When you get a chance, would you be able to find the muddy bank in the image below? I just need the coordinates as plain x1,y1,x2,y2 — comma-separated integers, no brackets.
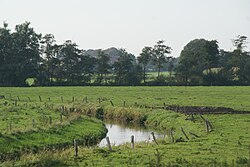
145,105,250,114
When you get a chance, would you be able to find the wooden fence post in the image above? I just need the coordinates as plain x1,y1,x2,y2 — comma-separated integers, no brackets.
131,135,134,149
191,113,195,122
205,119,209,133
151,132,158,145
207,119,213,130
39,96,42,102
72,96,75,103
32,119,35,128
74,139,78,157
61,96,63,103
180,127,189,140
170,128,174,143
164,128,167,138
110,100,114,107
189,131,199,138
123,101,126,107
106,137,112,151
199,114,205,121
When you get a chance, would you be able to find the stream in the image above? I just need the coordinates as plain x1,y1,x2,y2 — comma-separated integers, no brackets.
98,122,164,147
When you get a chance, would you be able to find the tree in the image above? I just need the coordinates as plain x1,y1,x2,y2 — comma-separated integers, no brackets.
56,40,82,83
40,34,57,84
138,46,152,83
11,22,42,86
79,54,97,84
176,39,219,85
151,40,172,78
0,22,13,86
232,35,248,51
166,57,175,79
96,49,111,84
230,35,250,84
113,49,140,85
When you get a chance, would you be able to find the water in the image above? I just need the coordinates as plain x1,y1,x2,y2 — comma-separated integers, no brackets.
98,122,164,147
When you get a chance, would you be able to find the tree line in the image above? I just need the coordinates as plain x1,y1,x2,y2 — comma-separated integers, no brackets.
0,22,249,86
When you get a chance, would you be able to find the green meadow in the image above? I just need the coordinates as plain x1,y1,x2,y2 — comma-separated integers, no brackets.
0,86,249,166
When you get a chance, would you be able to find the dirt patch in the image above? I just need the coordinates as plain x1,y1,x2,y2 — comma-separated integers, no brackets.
145,105,250,114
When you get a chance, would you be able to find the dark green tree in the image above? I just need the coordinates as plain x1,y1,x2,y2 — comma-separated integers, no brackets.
0,22,13,86
230,35,250,84
11,22,42,86
96,49,111,84
138,46,152,83
113,49,141,85
79,54,97,84
40,34,57,84
166,57,175,80
151,40,172,78
176,39,219,85
56,40,82,83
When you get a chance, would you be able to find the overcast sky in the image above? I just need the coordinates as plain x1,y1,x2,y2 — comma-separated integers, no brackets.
1,0,250,57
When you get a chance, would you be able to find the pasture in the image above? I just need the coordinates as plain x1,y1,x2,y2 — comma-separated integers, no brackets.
0,86,249,166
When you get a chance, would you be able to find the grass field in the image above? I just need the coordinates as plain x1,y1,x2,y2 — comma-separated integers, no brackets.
1,86,250,110
0,86,249,166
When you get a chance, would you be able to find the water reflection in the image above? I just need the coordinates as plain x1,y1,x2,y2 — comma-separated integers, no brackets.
98,122,164,147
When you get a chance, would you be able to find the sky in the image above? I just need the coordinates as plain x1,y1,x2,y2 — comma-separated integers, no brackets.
0,0,250,57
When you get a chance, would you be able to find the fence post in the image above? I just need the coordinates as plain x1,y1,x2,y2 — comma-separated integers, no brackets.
32,119,35,128
106,137,112,151
39,96,42,102
131,135,134,149
164,128,167,138
189,131,199,138
191,113,195,122
74,139,78,157
199,114,205,121
151,132,158,145
205,119,209,133
61,96,63,103
207,119,213,130
180,127,189,140
110,100,114,106
170,128,174,143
